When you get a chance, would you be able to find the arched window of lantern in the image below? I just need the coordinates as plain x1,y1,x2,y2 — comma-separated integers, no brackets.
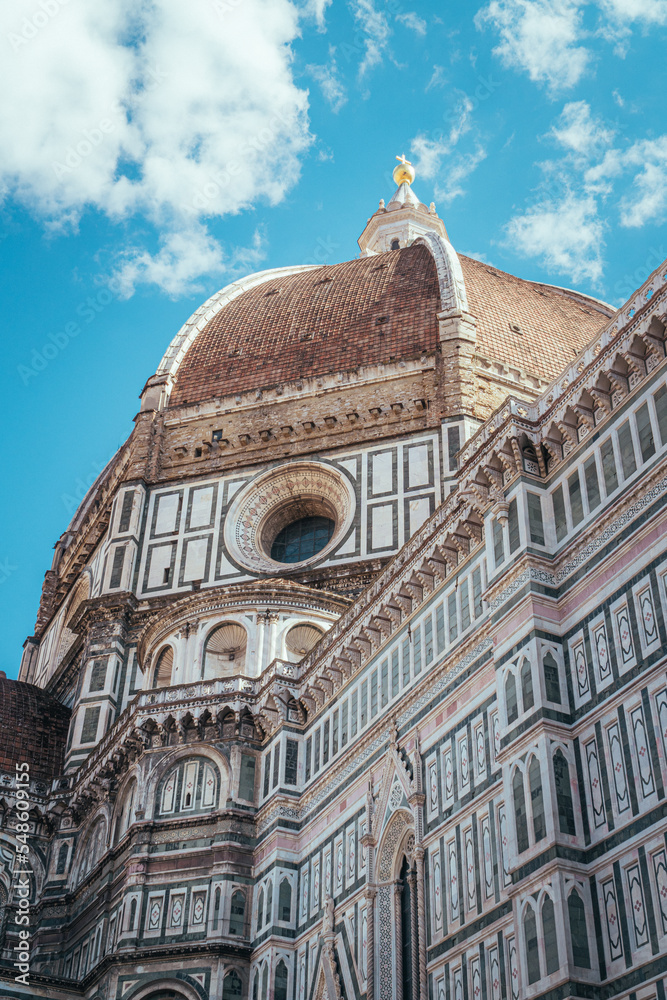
222,969,243,1000
152,645,174,688
156,757,220,817
541,894,559,974
230,889,246,936
512,766,529,853
520,658,534,712
523,903,541,984
274,959,289,1000
528,756,546,842
553,748,576,836
568,889,591,968
279,877,292,922
505,671,518,725
203,622,247,677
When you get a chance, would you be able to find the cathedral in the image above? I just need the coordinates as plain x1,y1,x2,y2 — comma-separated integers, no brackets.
1,156,667,1000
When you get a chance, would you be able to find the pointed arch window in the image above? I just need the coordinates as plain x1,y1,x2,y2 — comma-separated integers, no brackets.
230,890,246,935
129,899,137,930
543,652,561,704
261,963,269,1000
542,895,559,974
253,971,259,1000
56,842,69,875
505,672,518,725
553,750,576,835
528,757,546,842
524,906,540,984
222,971,243,1000
213,886,221,930
274,960,288,1000
568,891,591,968
157,758,220,817
279,878,292,922
257,888,264,931
265,881,273,925
520,659,534,712
513,768,529,853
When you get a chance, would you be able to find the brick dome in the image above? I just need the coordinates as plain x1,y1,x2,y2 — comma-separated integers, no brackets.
0,678,70,784
162,239,613,409
169,243,441,406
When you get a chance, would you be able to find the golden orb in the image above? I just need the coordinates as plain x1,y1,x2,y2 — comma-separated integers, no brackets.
393,154,415,186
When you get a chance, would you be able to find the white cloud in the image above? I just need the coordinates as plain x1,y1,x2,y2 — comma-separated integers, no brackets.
549,101,615,157
409,97,486,206
475,0,589,92
301,0,332,30
396,11,427,35
308,49,347,112
598,0,667,23
426,65,447,90
349,0,391,77
0,0,312,295
410,96,475,179
587,136,667,226
506,191,605,283
434,145,488,206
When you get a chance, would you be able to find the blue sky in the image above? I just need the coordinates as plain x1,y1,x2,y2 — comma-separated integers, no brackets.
1,0,666,678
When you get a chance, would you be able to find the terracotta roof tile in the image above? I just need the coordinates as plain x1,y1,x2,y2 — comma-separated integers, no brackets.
170,244,441,405
460,255,613,382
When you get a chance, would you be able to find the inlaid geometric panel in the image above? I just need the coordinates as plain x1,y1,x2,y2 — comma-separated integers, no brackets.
625,865,649,948
601,879,624,961
651,849,667,935
629,705,655,799
606,722,631,815
585,738,606,829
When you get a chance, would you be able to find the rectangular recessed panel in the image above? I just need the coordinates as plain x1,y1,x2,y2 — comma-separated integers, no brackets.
189,486,214,528
155,493,180,535
408,496,431,536
371,451,393,494
183,537,209,582
371,503,393,549
146,544,175,589
408,444,430,487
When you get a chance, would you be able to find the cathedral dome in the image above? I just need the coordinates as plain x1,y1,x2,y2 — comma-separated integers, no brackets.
166,242,441,407
151,218,612,411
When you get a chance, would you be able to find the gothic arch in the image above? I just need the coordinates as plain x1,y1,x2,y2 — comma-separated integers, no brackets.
374,809,416,1000
143,745,231,821
124,978,206,1000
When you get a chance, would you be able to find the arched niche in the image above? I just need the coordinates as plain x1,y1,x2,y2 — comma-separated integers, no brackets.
203,622,248,677
152,646,174,688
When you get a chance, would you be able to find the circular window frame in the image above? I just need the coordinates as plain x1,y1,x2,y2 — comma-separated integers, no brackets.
224,462,355,574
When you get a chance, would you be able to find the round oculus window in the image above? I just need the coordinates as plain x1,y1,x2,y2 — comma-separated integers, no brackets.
223,462,355,573
270,516,335,563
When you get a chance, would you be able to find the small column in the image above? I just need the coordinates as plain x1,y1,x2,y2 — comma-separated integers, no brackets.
414,848,428,1000
408,868,419,1000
